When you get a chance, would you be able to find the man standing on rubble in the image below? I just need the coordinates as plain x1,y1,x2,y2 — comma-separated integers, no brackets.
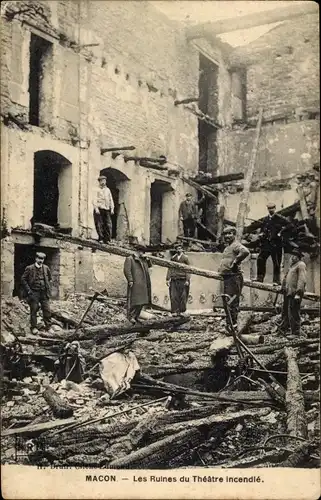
278,249,307,338
93,175,114,243
179,193,204,238
166,243,190,316
256,202,293,284
21,251,52,334
218,227,250,330
124,248,152,324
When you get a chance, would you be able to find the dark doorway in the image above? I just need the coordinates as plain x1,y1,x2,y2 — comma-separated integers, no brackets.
100,168,130,240
150,180,173,245
29,34,52,126
198,54,218,175
198,54,219,235
33,150,72,229
13,244,60,299
150,182,163,245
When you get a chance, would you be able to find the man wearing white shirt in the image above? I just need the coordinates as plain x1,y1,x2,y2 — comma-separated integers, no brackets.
93,175,114,243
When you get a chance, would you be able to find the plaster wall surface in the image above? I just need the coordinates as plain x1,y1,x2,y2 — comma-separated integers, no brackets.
218,119,319,181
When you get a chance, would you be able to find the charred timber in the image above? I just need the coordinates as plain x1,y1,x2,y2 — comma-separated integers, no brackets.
191,172,244,185
182,176,218,202
101,146,135,154
2,418,76,437
284,347,308,439
31,228,320,301
174,98,199,106
43,386,74,419
64,316,190,341
139,160,168,171
109,408,265,469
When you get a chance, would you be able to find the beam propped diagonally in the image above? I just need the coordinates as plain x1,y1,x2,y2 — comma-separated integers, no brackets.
186,2,318,41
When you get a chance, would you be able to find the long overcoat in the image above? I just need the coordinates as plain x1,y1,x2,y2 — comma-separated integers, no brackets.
123,255,152,307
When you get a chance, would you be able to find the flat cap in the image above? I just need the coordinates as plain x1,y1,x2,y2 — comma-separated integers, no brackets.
266,202,276,208
222,226,236,234
36,252,46,259
291,248,302,257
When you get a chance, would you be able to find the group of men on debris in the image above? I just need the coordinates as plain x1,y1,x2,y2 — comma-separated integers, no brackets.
20,184,307,340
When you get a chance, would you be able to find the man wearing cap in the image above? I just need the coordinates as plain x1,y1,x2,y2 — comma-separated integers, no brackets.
179,193,205,238
123,248,152,324
166,243,190,316
256,202,294,284
21,252,52,334
278,249,307,338
93,175,115,243
218,227,250,329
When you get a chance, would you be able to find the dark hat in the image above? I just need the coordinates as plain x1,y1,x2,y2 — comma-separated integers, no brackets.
222,226,236,234
98,175,107,181
186,192,193,197
290,248,302,257
266,202,276,209
36,251,46,259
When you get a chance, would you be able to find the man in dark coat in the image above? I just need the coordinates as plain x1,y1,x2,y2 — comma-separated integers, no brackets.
179,193,204,238
256,202,294,284
21,252,52,334
218,227,250,329
278,249,307,338
123,249,152,323
166,244,190,316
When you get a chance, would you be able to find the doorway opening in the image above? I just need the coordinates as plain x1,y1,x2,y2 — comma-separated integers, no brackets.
28,33,53,126
198,54,219,235
13,244,60,299
33,150,72,230
150,180,173,245
198,53,219,175
99,168,130,241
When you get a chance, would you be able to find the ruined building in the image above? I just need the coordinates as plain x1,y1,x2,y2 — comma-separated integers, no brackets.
1,1,319,304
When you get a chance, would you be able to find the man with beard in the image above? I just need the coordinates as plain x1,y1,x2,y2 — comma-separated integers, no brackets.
21,252,52,334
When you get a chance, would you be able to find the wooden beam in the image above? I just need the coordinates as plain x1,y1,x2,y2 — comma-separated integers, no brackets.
284,347,308,439
177,235,216,246
235,107,263,239
186,3,318,40
2,418,76,437
33,228,320,301
216,205,225,240
101,146,135,154
182,176,217,202
297,185,309,220
191,172,244,185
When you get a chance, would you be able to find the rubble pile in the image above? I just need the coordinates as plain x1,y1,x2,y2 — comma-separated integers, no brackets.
1,294,320,469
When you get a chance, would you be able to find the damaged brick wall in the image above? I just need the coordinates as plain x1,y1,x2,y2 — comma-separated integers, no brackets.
217,12,319,219
230,13,319,120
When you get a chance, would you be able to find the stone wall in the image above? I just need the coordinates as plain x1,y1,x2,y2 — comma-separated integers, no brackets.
230,13,319,120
